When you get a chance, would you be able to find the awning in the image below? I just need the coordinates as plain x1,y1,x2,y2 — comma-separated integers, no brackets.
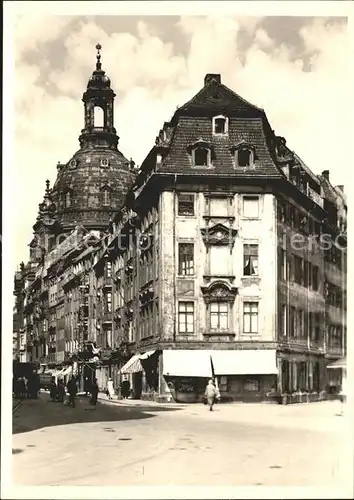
163,350,213,378
211,349,278,375
327,356,346,369
120,354,143,374
62,366,73,377
139,350,156,360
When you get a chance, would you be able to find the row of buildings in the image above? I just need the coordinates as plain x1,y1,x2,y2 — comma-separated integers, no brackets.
13,46,347,403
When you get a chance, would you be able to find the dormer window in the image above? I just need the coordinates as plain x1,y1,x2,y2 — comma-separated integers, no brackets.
69,159,77,168
212,115,228,136
187,138,212,168
195,148,209,167
230,142,256,168
100,158,109,167
238,149,251,167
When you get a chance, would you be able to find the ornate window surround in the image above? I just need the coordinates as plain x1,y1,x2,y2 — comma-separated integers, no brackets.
201,222,238,248
201,281,238,304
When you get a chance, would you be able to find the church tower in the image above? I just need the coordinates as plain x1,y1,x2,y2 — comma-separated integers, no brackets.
51,44,136,233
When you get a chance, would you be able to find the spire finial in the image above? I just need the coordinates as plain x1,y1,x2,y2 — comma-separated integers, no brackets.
45,179,50,192
96,43,102,71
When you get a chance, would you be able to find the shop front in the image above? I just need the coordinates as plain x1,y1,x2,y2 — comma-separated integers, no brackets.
162,349,278,403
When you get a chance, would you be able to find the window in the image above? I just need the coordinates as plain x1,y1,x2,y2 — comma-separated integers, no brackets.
303,261,309,287
210,302,228,330
178,302,194,334
178,243,194,276
65,191,72,208
243,196,259,218
100,158,109,167
312,266,319,291
294,256,304,285
243,302,259,334
178,193,194,216
289,306,295,337
243,244,259,276
298,309,304,336
244,379,260,392
105,292,112,313
194,148,209,167
102,189,110,206
209,197,228,217
213,116,227,135
94,106,104,127
281,304,287,336
106,261,112,278
237,148,252,167
280,249,287,280
210,246,229,275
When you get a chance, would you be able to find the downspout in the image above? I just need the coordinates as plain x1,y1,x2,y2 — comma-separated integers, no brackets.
173,174,177,343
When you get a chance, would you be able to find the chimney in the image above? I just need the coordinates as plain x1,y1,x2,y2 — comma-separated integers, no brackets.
322,170,330,181
204,74,221,86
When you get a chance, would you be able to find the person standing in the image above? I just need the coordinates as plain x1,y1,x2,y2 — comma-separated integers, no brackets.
107,378,115,400
90,378,99,408
204,379,217,411
121,377,130,399
67,377,77,407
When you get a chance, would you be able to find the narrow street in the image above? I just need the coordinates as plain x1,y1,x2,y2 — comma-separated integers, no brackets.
12,393,349,488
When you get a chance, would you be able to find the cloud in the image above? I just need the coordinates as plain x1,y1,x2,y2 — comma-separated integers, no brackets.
12,15,348,266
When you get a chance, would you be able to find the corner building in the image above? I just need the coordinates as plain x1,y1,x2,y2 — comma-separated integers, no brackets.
14,63,346,403
100,73,346,403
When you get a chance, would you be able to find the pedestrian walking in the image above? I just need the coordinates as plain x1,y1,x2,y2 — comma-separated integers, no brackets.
67,377,77,407
107,378,115,400
90,378,99,408
204,379,217,411
121,377,130,399
50,377,58,402
57,379,66,403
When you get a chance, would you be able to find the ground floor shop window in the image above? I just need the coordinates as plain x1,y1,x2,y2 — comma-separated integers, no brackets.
244,378,260,392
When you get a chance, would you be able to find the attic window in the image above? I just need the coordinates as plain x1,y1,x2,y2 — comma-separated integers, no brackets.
100,158,109,167
213,116,228,135
238,149,251,167
194,148,209,167
70,159,77,168
187,139,212,168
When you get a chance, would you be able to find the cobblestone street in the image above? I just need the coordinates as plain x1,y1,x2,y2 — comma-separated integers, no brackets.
11,393,350,491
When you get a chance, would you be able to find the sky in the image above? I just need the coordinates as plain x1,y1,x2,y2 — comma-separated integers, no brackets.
10,13,349,268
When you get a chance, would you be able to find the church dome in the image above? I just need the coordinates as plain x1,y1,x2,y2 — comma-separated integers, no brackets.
50,44,136,232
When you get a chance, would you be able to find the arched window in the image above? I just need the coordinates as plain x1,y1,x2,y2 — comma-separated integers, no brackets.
194,148,209,167
93,106,104,127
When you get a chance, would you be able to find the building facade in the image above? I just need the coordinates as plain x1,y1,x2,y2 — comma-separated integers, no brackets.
13,62,347,403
